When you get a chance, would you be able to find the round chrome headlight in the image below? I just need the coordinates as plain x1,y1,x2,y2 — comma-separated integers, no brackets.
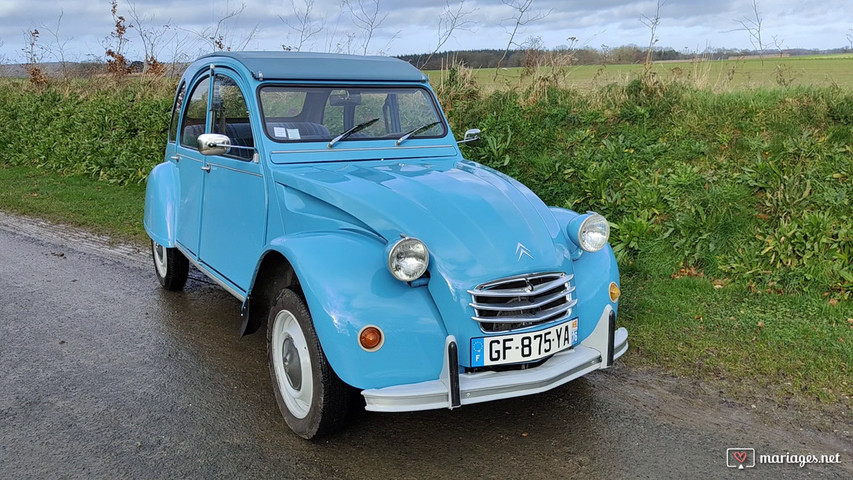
387,237,429,282
570,213,610,252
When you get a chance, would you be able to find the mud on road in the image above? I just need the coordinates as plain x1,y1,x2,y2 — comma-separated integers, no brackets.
0,211,850,479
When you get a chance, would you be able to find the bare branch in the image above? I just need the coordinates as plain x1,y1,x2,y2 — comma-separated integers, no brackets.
102,0,133,77
127,1,174,74
420,0,476,68
185,2,259,52
21,29,48,85
165,29,199,75
344,0,388,55
640,0,664,67
43,9,73,80
333,32,359,55
771,34,785,57
280,0,325,52
732,0,766,63
494,0,552,79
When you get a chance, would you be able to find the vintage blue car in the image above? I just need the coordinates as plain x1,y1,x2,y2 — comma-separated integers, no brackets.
144,52,628,439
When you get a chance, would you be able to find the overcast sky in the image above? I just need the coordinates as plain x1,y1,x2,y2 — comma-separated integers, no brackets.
1,0,851,63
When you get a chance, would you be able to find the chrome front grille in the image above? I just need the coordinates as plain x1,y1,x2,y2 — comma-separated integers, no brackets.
468,272,577,333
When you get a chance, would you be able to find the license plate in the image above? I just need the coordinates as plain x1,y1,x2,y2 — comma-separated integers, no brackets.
470,319,578,367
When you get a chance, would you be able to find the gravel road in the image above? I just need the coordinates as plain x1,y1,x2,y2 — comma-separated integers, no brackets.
0,212,849,479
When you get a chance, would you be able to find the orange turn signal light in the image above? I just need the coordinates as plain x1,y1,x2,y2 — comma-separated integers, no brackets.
359,326,384,351
609,282,621,303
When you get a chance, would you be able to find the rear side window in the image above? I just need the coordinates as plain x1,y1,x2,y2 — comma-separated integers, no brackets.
179,76,210,150
167,81,186,143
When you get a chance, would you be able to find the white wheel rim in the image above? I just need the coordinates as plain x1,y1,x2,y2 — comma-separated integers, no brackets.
271,310,313,419
153,242,168,278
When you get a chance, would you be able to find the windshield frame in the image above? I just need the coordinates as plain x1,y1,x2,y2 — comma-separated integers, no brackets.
256,82,448,145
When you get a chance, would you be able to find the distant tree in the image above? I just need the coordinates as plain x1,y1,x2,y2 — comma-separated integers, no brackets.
612,45,643,64
656,48,679,61
572,47,602,65
521,35,544,74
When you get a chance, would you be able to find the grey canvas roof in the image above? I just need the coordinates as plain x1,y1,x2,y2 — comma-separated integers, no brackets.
198,51,428,82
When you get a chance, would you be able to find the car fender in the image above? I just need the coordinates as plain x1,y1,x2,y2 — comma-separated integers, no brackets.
266,231,448,390
573,244,620,342
143,161,180,247
549,206,620,340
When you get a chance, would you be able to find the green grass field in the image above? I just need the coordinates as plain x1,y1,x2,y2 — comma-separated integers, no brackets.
428,54,853,91
0,164,147,243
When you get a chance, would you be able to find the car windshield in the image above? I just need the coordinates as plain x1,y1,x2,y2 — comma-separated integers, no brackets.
259,85,446,144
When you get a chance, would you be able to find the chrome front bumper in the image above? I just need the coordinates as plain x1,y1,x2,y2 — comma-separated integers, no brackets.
362,305,628,412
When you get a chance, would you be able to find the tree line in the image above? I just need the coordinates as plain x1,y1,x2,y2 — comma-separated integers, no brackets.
399,45,853,71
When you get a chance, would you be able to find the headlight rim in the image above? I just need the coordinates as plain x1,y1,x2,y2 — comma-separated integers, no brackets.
569,212,610,253
386,236,430,282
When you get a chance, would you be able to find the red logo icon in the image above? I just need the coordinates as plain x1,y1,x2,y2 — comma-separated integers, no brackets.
727,448,756,469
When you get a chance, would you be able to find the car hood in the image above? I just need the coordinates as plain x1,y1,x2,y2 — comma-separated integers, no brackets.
273,159,573,285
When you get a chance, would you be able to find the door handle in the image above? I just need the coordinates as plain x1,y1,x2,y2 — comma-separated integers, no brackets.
201,165,211,172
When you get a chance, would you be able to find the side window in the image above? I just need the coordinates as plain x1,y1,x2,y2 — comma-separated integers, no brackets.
167,81,186,143
211,75,254,161
180,77,210,150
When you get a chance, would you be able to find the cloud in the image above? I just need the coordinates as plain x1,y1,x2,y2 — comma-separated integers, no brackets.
0,0,851,62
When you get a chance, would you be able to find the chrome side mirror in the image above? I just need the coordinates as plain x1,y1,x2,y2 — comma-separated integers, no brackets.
198,133,231,156
458,128,481,147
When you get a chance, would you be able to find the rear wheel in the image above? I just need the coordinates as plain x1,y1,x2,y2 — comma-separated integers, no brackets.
267,289,349,439
151,240,189,291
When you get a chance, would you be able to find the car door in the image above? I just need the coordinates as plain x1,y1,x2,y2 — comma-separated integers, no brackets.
174,75,211,257
197,71,267,292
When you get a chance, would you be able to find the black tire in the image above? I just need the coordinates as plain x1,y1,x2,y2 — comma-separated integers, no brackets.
151,240,189,291
267,289,350,439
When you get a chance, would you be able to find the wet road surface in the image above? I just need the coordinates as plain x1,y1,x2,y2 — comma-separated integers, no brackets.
1,212,850,479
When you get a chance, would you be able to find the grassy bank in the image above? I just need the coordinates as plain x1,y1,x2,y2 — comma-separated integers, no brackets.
0,164,146,243
0,75,850,410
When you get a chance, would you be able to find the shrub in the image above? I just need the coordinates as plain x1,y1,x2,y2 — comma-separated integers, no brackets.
1,76,850,295
0,78,175,185
453,83,853,295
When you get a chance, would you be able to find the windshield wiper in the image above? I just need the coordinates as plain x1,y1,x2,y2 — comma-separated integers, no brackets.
328,118,380,148
395,121,441,146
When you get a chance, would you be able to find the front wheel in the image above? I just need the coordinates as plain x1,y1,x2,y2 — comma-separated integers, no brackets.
267,289,349,439
151,240,189,291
